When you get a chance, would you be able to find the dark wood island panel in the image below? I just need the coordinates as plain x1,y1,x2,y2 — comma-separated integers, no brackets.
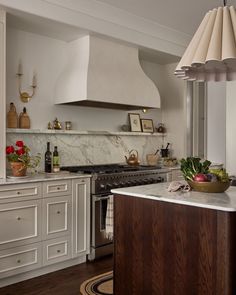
114,195,236,295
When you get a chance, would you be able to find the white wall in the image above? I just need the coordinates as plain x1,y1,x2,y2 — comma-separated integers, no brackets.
207,82,226,167
6,28,162,132
161,63,187,159
226,81,236,175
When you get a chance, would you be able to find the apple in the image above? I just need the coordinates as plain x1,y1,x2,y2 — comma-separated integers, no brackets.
193,173,208,182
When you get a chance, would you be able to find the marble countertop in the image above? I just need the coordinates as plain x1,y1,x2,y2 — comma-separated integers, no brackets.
0,172,91,185
111,182,236,212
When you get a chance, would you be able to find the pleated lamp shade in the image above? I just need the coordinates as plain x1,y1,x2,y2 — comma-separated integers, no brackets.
175,6,236,81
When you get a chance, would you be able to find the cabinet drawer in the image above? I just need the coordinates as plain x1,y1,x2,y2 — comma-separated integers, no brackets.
0,199,41,250
42,237,71,266
42,195,72,240
43,180,71,197
0,243,42,278
0,183,42,203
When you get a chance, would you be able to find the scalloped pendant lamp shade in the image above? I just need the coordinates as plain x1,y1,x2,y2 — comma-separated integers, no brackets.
175,6,236,81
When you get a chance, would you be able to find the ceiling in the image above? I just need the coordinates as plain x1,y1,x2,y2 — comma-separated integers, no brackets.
6,0,236,64
95,0,235,35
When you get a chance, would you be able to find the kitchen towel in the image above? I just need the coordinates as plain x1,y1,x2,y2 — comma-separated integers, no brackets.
167,180,191,192
105,195,114,240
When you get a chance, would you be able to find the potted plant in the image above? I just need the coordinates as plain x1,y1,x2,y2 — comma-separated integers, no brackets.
6,140,41,177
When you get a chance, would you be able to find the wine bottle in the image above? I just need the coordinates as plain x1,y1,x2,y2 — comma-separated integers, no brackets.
45,142,52,173
53,146,60,173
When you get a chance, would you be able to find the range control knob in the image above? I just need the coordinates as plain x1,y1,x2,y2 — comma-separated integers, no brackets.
99,183,105,189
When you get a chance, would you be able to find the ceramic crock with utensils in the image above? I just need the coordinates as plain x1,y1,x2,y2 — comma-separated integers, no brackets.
146,149,159,166
161,143,170,158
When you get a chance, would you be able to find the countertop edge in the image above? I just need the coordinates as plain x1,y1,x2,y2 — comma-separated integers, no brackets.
111,187,236,212
0,173,91,185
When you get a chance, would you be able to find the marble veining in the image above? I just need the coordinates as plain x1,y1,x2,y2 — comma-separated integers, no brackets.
7,133,162,171
111,182,236,212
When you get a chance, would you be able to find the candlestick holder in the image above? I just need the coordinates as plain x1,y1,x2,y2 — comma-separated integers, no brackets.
16,64,37,103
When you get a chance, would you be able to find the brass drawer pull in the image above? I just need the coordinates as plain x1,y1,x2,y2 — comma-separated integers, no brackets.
17,191,21,195
17,217,21,221
57,211,61,214
17,259,21,263
57,187,60,190
57,249,61,253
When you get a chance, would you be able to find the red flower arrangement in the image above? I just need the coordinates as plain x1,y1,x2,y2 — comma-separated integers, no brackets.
6,140,41,170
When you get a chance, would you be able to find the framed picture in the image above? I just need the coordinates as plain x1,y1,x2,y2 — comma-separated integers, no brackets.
141,119,154,133
129,113,142,132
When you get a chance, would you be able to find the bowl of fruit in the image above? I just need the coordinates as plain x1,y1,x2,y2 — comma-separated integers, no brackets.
180,157,230,193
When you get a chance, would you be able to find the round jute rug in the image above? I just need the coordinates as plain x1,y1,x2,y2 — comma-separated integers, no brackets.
80,271,113,295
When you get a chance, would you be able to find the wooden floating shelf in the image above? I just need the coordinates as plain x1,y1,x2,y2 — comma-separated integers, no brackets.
6,128,167,137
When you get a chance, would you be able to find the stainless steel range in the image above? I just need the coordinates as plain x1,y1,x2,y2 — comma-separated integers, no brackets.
61,164,168,260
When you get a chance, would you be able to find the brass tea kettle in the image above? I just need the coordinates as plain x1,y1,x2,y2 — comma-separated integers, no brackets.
125,149,140,166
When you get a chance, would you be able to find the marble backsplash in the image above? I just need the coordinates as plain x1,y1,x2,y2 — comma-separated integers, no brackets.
7,133,162,172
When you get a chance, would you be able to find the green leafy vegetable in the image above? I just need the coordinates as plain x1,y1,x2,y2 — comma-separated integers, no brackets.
180,157,211,181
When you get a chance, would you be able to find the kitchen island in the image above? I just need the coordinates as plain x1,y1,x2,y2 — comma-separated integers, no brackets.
111,183,236,295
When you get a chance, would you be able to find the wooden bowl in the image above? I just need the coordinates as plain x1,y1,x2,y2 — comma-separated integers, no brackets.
187,181,230,193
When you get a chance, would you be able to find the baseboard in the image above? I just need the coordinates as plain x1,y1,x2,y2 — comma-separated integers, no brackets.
0,255,86,288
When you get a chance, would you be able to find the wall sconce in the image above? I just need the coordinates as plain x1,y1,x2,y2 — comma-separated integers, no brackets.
16,63,37,103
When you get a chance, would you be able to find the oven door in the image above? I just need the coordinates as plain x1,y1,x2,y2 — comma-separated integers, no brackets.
91,194,113,248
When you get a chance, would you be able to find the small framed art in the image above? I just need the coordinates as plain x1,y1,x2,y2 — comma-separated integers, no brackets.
141,119,154,133
129,113,142,132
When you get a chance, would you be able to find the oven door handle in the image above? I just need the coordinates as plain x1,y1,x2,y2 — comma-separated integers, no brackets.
93,196,112,202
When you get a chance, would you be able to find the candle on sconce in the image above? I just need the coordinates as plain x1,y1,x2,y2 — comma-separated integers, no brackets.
32,74,37,87
18,63,23,75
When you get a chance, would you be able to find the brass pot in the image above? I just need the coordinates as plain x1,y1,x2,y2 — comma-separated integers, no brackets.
187,181,230,193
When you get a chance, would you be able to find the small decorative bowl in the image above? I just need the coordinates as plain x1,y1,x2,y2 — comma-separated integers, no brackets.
187,181,231,193
163,158,178,167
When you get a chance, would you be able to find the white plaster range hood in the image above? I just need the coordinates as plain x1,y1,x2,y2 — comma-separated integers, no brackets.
55,35,160,109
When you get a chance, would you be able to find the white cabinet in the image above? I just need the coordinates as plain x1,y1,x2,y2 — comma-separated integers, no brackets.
0,243,42,279
42,195,72,240
0,183,42,203
43,180,72,197
0,10,6,179
42,236,72,266
0,199,42,250
0,176,90,282
72,178,90,257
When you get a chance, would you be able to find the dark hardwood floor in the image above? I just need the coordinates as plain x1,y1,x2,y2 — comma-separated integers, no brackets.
0,256,113,295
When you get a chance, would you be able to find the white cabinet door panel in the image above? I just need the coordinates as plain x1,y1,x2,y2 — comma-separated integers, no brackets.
0,10,6,179
42,237,72,266
42,195,72,240
0,183,42,204
43,180,71,198
72,178,90,257
0,243,42,278
0,199,41,250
